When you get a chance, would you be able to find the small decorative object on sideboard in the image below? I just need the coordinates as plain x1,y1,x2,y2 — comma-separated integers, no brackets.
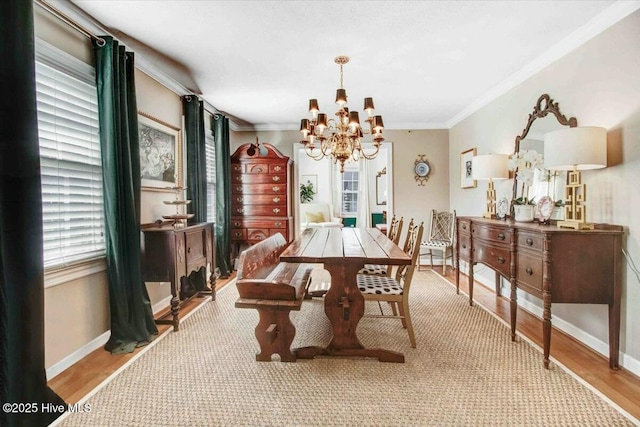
512,196,536,222
509,149,543,222
162,186,194,228
535,195,555,224
496,197,509,220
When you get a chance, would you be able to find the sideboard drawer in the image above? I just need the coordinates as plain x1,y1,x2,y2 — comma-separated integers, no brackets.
458,234,472,261
475,242,510,277
517,231,543,252
472,224,512,244
516,252,543,297
458,219,471,234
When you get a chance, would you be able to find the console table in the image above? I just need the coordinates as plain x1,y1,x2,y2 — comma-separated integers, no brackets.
455,217,623,369
141,222,216,331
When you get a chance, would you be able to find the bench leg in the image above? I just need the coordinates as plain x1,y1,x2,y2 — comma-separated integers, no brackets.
254,309,297,362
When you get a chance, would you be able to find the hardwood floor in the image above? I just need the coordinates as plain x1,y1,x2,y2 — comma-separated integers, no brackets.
48,269,640,422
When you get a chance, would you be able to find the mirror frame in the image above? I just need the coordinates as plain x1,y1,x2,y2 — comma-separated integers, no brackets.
510,94,578,217
376,167,387,205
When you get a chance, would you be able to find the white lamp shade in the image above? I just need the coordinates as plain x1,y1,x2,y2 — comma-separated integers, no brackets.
472,154,509,180
544,126,607,171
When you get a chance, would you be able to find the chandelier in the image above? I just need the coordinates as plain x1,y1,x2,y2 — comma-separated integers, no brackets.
299,56,384,173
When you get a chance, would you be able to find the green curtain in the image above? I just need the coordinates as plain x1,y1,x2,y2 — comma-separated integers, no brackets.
182,96,207,292
93,36,157,354
213,114,232,277
0,2,66,426
182,96,207,222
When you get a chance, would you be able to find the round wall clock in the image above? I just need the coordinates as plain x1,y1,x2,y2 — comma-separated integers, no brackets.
414,155,430,186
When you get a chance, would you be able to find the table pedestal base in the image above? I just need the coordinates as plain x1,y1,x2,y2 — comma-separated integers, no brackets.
294,346,405,363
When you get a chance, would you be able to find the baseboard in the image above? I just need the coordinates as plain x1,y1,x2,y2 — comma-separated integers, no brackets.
152,295,173,315
458,262,640,378
46,331,110,381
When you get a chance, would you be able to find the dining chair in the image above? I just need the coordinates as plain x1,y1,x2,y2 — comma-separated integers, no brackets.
359,215,403,277
418,210,456,275
357,221,424,348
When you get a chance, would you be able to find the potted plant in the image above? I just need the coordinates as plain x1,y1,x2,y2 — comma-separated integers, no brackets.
509,149,543,222
300,181,316,204
512,196,536,222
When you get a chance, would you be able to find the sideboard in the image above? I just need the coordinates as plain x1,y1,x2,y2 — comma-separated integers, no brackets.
141,222,216,331
455,217,623,369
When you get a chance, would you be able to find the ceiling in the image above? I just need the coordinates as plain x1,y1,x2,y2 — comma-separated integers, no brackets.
63,1,636,131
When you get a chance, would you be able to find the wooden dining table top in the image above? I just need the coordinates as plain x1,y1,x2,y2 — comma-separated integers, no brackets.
280,227,411,266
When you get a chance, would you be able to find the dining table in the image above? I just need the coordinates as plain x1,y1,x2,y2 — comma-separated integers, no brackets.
279,227,411,362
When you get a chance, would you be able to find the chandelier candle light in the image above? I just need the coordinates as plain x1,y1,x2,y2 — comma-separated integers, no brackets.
299,56,384,173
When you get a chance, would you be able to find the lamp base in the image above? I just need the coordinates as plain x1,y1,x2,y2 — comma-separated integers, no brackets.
482,212,494,219
557,220,595,230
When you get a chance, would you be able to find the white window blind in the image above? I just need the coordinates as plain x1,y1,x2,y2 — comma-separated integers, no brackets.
35,59,105,269
341,169,359,215
205,124,216,223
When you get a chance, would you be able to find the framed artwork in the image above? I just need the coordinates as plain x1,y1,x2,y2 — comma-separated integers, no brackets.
138,112,182,191
301,174,318,192
460,148,477,189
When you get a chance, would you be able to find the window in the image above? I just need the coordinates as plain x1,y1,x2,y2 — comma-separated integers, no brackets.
205,117,216,222
340,168,359,215
35,41,104,269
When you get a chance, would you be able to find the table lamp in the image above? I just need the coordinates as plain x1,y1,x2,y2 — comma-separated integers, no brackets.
544,126,607,230
472,154,509,218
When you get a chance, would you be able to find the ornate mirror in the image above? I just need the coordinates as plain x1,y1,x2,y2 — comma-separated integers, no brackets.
376,167,387,205
510,94,577,218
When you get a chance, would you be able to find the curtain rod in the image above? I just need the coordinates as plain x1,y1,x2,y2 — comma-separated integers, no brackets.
34,0,106,46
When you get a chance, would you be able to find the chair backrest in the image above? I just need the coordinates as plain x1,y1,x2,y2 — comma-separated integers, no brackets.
426,210,456,244
388,215,404,245
395,221,424,291
401,218,415,252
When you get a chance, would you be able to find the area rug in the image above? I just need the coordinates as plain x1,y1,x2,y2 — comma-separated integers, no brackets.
57,270,634,426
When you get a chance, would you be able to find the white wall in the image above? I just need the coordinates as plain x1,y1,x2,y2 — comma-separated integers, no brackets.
449,10,640,373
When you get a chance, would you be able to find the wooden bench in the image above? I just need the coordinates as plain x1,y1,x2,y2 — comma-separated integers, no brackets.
235,233,313,362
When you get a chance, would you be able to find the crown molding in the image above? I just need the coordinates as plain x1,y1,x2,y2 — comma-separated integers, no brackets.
446,0,640,129
237,121,449,132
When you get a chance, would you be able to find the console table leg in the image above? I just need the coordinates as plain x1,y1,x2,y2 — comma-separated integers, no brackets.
468,264,474,306
170,294,180,331
542,292,552,369
510,281,517,341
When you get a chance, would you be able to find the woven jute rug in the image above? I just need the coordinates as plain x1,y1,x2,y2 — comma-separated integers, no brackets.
57,270,635,426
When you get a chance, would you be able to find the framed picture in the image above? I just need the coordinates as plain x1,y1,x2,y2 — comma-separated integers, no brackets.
138,112,182,191
301,174,318,192
460,148,477,189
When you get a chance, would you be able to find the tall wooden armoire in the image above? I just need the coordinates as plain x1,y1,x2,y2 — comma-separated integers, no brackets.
230,143,294,256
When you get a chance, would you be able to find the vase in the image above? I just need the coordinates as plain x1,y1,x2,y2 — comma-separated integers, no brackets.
513,205,535,222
